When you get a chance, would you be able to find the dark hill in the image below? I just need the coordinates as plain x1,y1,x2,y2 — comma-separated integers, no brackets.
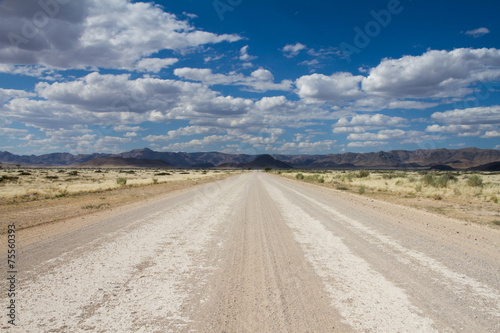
217,154,292,169
467,161,500,171
244,154,292,169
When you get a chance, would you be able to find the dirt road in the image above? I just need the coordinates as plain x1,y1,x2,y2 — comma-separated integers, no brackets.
2,172,499,332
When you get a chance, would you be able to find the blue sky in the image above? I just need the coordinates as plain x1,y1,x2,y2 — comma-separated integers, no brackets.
0,0,499,155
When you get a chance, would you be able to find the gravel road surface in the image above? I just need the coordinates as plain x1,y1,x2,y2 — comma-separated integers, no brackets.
2,172,499,332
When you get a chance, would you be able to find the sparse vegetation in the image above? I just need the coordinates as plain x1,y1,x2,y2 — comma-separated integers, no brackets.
358,184,366,195
280,169,500,225
358,170,370,178
0,168,243,203
467,174,483,187
116,177,127,186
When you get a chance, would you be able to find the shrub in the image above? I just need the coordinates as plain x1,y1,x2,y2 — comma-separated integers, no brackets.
152,178,158,184
358,170,370,178
155,172,171,176
336,185,349,190
415,184,422,192
67,170,79,176
422,173,435,186
358,184,366,194
296,173,304,180
382,172,406,179
466,174,483,187
432,194,443,200
264,167,273,172
318,176,325,183
116,177,127,186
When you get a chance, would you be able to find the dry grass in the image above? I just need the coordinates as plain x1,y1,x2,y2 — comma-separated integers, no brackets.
278,169,500,226
0,168,242,203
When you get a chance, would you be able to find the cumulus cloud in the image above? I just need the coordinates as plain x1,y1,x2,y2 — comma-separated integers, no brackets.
481,130,500,138
463,27,490,38
113,125,144,132
0,88,36,104
296,72,363,103
0,0,241,70
1,72,258,131
362,48,500,99
281,43,306,58
430,105,500,125
347,141,388,147
135,58,179,73
144,126,222,142
347,129,442,144
174,67,292,92
333,114,408,133
426,106,500,138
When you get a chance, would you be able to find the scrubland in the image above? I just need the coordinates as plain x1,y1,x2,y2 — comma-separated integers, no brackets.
277,169,500,226
0,168,238,203
0,167,242,231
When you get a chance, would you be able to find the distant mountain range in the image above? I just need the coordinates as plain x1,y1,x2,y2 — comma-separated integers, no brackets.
1,147,499,170
76,156,172,168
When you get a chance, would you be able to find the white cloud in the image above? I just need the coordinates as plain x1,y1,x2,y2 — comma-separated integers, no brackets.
347,129,443,144
144,126,222,142
296,72,363,103
275,140,337,153
174,67,292,92
0,0,241,70
481,130,500,138
0,127,29,137
362,48,500,99
0,88,36,104
282,43,306,58
426,124,495,137
464,27,490,38
430,105,500,125
347,141,388,147
239,45,256,61
135,58,178,73
113,125,144,132
2,72,258,130
333,114,408,133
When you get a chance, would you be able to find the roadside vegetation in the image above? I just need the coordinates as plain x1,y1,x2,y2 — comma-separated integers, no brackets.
278,169,500,226
0,168,242,203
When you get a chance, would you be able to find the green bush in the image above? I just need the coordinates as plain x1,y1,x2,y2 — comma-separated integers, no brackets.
358,184,366,194
296,173,304,180
264,167,272,172
152,178,158,184
358,170,370,178
466,174,483,187
116,177,127,186
422,173,435,186
318,176,325,183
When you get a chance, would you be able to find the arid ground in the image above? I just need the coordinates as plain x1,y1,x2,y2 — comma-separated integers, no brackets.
1,171,499,332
